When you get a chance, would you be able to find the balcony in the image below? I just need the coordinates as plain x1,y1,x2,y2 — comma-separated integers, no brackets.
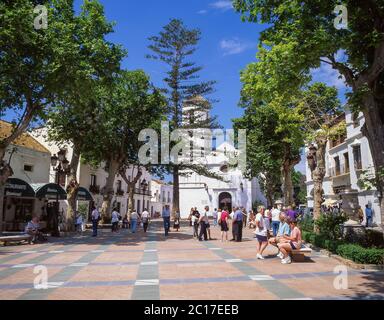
328,164,350,177
134,188,151,196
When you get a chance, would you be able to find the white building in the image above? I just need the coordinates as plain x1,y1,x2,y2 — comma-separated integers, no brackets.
178,98,266,218
1,120,56,231
31,127,153,219
305,109,381,226
150,179,173,217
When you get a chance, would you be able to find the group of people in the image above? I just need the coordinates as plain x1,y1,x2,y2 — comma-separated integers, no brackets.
253,205,302,264
188,206,214,241
90,206,152,237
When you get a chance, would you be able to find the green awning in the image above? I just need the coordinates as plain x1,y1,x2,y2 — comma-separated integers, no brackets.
31,183,67,200
4,178,35,198
76,187,93,201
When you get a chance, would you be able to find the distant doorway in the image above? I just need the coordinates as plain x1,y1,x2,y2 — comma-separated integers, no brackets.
218,192,232,212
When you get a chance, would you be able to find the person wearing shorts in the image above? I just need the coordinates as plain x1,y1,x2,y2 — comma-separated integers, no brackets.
255,207,268,260
278,220,302,264
219,208,229,242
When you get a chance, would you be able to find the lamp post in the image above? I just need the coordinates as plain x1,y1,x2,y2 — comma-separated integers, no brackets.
140,179,148,214
50,149,69,237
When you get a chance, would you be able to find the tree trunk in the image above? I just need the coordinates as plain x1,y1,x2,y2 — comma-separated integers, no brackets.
282,166,294,207
120,166,142,218
64,144,81,232
281,147,301,207
361,94,384,231
172,165,180,218
0,148,13,232
264,173,275,207
101,159,120,223
312,139,327,221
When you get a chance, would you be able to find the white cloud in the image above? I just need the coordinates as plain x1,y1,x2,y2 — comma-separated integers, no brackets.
210,0,233,11
197,9,208,14
311,62,347,90
220,38,255,56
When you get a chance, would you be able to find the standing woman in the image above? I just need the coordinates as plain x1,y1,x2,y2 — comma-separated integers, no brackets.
173,210,180,231
219,207,229,242
130,210,139,233
255,206,268,259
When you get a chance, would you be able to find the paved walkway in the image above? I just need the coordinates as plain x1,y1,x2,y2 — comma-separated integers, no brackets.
0,220,383,300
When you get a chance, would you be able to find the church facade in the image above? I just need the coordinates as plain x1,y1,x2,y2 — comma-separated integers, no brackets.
178,97,266,218
179,141,266,218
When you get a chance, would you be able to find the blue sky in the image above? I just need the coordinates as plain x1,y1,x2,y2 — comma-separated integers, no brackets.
4,0,350,174
72,0,266,130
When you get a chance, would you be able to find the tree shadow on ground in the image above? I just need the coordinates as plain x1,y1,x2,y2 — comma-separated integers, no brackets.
338,271,384,300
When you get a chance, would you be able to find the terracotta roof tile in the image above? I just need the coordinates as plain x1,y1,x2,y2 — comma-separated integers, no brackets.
0,120,50,154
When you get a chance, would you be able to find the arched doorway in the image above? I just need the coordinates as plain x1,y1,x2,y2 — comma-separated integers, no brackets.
218,192,232,212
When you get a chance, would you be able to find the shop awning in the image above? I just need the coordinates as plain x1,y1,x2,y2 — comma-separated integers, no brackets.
31,183,67,200
4,178,35,197
76,187,93,201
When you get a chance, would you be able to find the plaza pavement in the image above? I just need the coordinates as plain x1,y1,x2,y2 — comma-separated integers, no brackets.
0,220,383,300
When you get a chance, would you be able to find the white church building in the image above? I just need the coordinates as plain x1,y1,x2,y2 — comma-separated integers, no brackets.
178,97,266,218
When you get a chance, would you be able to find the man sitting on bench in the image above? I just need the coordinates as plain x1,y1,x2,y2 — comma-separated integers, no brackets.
268,213,291,259
277,218,302,265
25,216,43,244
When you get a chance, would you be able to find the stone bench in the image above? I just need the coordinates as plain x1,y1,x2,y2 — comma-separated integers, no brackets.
291,246,312,262
0,234,33,246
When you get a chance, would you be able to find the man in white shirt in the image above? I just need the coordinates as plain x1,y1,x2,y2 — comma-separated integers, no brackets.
198,206,209,241
91,207,100,237
141,209,150,233
271,205,281,237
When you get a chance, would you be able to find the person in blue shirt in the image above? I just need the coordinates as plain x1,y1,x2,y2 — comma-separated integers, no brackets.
232,207,243,242
365,204,373,227
162,205,171,236
268,213,291,259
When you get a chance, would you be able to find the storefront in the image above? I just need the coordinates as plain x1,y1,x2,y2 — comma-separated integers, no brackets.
2,178,42,231
2,179,68,231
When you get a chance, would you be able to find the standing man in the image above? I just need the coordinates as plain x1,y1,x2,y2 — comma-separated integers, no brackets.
271,205,281,237
91,206,100,237
198,207,209,241
141,208,150,233
233,207,243,242
162,205,171,236
365,204,373,227
111,208,119,233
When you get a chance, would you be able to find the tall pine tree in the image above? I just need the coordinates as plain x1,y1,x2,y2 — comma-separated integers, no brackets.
147,19,220,216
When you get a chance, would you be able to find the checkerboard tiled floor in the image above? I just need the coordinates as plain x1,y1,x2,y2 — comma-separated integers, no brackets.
0,220,383,300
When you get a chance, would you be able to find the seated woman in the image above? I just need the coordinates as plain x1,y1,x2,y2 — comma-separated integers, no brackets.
277,219,302,265
269,213,291,259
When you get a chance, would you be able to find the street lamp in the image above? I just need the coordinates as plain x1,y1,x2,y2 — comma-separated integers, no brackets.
50,149,70,236
140,179,148,213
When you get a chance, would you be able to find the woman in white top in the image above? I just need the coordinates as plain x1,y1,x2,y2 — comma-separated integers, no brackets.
255,207,268,259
